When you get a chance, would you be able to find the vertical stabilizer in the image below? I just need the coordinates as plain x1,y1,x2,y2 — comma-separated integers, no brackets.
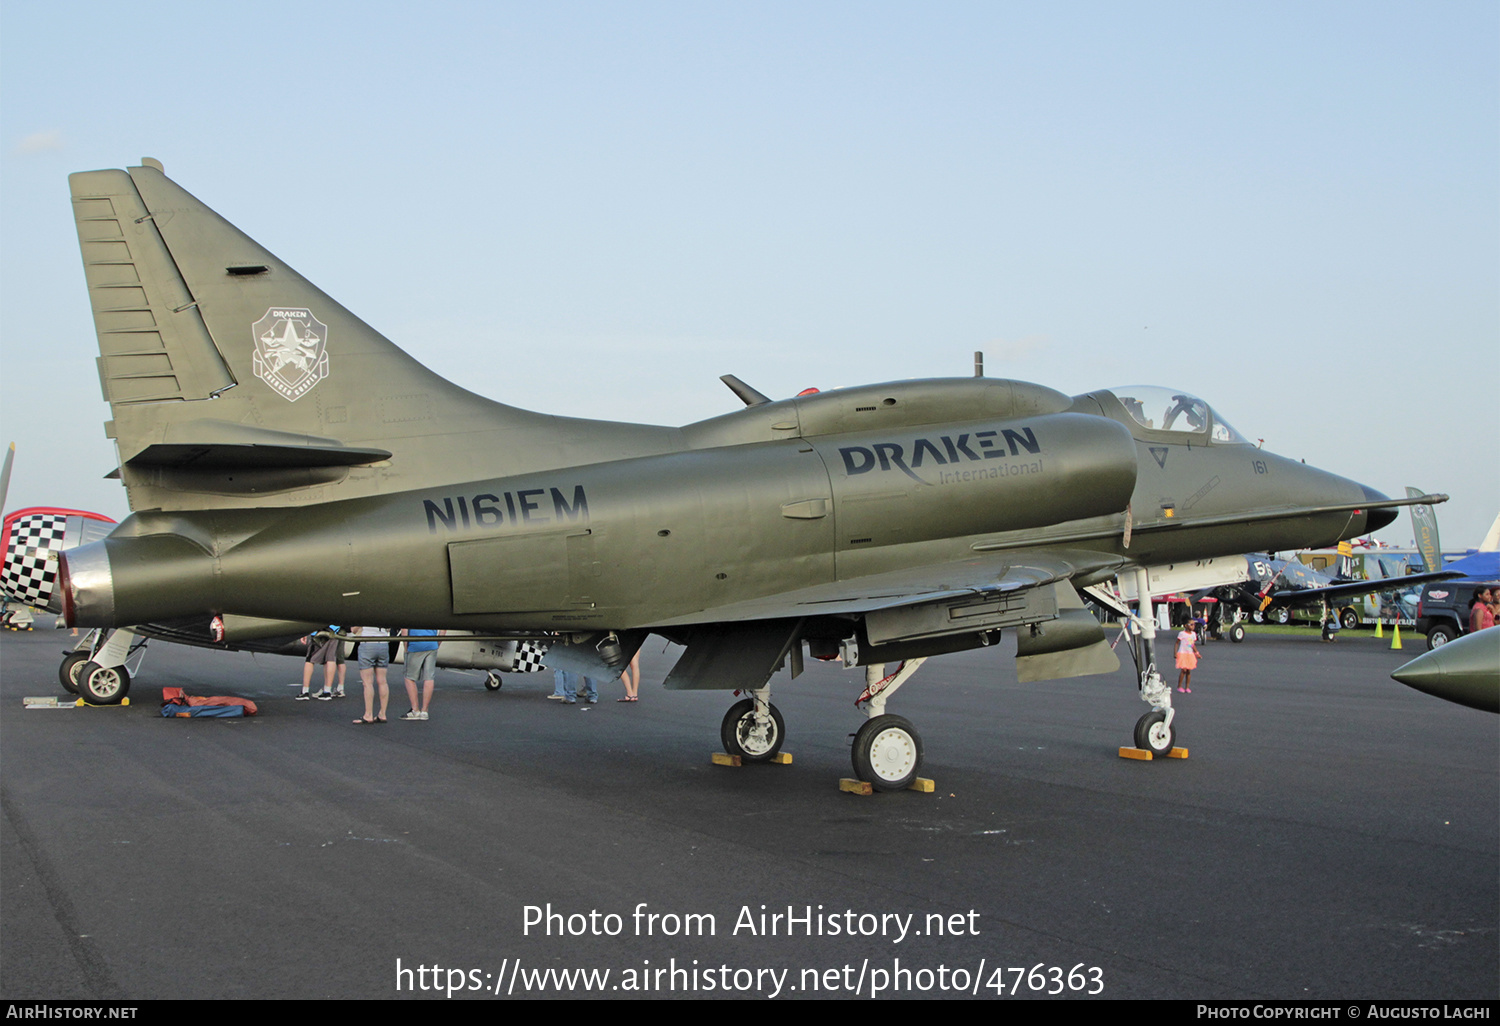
70,169,237,405
1479,513,1500,553
67,163,682,511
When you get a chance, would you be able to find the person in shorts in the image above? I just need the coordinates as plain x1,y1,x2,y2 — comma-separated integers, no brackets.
297,627,344,701
353,626,392,724
401,628,442,720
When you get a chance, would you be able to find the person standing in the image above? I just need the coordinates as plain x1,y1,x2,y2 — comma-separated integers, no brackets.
297,628,340,700
1175,621,1202,692
353,626,391,724
1470,587,1495,634
401,628,442,720
552,669,599,705
617,651,641,703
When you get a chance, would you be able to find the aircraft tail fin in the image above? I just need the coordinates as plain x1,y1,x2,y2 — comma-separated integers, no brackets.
1479,513,1500,553
68,162,674,512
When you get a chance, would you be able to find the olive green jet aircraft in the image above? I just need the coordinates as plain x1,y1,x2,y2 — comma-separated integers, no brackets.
54,160,1445,788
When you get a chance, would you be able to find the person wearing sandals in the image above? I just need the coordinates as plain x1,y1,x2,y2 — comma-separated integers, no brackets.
617,652,641,703
353,626,392,724
400,628,442,720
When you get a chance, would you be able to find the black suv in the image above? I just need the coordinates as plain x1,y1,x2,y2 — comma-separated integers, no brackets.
1414,580,1500,649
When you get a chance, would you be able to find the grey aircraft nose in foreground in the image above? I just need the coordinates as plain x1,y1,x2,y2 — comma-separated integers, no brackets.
55,160,1444,787
1391,628,1500,713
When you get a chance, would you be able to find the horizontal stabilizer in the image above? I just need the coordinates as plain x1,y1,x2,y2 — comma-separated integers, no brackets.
125,442,391,470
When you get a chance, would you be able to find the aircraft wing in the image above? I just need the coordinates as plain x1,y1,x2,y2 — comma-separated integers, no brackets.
1270,568,1464,605
651,547,1131,690
649,547,1130,628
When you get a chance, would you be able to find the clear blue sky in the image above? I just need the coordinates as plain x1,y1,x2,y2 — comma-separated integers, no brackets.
3,1,1495,546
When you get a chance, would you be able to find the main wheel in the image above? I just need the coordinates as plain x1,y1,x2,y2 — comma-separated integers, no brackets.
1250,609,1265,624
1270,606,1291,626
1133,710,1175,756
851,714,923,791
1229,623,1246,643
720,698,784,762
1340,607,1360,630
1426,624,1458,650
59,652,90,694
484,672,503,691
79,662,130,704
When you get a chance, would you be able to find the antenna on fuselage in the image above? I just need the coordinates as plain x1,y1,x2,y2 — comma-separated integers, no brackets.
720,374,771,407
974,351,984,377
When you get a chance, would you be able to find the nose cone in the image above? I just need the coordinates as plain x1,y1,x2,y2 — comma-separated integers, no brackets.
1391,629,1500,713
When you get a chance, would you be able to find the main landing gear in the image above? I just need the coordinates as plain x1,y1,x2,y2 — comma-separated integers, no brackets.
58,628,143,705
851,658,927,790
716,658,929,790
720,691,785,762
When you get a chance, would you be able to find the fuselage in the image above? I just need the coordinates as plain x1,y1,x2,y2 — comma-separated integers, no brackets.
60,378,1386,632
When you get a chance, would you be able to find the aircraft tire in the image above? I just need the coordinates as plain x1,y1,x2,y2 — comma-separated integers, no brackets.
59,652,90,694
1250,609,1265,624
851,714,922,791
1426,624,1457,651
1133,710,1175,756
1229,623,1246,643
1340,608,1360,630
721,699,784,762
484,672,503,691
79,662,130,705
1270,606,1291,626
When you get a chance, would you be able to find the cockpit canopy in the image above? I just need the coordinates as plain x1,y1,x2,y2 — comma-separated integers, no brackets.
1107,386,1248,444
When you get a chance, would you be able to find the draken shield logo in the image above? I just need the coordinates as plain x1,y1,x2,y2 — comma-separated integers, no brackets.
251,307,329,402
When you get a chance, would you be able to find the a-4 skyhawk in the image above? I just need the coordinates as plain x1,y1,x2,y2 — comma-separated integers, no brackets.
53,160,1443,788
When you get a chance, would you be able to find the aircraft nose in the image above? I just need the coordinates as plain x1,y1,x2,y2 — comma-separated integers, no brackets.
1361,485,1397,532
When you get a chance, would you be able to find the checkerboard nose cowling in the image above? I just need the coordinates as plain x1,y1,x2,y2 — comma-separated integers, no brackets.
2,513,68,609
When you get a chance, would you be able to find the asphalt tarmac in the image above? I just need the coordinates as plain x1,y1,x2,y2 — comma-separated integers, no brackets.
1,624,1495,1000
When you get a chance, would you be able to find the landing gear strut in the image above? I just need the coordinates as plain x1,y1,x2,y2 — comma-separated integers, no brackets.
851,658,927,790
1128,567,1177,756
59,628,141,704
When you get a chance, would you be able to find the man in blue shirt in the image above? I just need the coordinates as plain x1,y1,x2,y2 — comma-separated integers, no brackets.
401,629,442,720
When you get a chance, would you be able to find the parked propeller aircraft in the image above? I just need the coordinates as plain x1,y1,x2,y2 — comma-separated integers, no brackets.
1212,552,1458,629
1,444,120,631
50,160,1444,788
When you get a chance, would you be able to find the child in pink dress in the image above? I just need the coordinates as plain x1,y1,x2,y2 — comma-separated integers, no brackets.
1175,625,1202,692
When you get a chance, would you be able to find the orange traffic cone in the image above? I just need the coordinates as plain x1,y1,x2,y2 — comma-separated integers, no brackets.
1390,624,1402,650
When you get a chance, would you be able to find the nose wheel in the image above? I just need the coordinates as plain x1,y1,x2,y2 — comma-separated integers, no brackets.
1133,709,1175,756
